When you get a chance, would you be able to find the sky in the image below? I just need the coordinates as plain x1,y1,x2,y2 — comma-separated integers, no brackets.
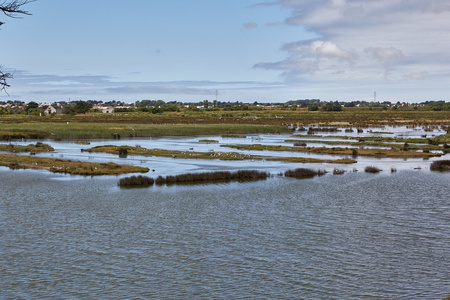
1,0,450,103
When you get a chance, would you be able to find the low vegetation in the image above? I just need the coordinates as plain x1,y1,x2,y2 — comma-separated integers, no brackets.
0,154,149,175
118,175,155,188
284,168,326,179
0,142,54,153
286,138,445,151
333,168,346,175
82,145,357,164
365,166,382,173
199,139,219,143
222,144,441,159
119,170,271,187
430,160,450,172
0,122,291,140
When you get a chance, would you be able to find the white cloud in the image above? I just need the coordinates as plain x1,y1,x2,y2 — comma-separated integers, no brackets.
364,47,404,62
255,0,450,93
311,41,356,60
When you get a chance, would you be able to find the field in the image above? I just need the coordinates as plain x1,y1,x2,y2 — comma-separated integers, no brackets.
0,108,449,140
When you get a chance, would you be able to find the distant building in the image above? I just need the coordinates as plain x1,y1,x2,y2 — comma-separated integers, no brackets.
101,107,115,113
44,106,63,115
93,105,115,113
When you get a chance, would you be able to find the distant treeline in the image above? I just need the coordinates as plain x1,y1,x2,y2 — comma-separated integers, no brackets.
1,99,450,115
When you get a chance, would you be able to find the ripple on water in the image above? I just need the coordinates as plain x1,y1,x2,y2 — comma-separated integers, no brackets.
0,169,449,299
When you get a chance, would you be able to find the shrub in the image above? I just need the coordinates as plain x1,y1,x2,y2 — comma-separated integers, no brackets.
365,166,382,173
430,160,450,172
151,170,270,186
333,168,345,175
284,168,326,179
118,175,154,188
118,147,128,157
293,142,307,147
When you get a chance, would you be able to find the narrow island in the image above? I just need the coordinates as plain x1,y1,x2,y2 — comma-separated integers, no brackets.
0,154,149,176
221,144,442,159
82,145,357,164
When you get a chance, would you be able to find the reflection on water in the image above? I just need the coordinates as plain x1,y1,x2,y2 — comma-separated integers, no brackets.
1,168,449,299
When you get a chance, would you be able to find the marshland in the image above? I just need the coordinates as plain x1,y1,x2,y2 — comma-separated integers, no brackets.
1,109,450,299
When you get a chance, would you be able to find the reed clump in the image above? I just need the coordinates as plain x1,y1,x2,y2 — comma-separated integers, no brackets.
118,175,155,188
123,170,271,187
284,168,326,179
365,166,382,173
430,160,450,172
156,170,271,185
333,168,345,175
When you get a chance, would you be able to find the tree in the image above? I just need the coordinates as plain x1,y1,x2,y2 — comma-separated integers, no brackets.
1,0,35,92
25,101,38,110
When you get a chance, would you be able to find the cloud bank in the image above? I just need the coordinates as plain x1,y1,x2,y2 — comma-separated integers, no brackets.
255,0,450,88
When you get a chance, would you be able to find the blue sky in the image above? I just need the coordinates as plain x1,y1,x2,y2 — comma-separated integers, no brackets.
1,0,450,103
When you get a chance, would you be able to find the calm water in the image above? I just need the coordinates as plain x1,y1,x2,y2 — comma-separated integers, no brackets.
1,127,450,298
1,169,449,299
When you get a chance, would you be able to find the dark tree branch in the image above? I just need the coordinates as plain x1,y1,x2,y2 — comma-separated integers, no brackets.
0,0,35,18
1,69,12,94
1,0,35,92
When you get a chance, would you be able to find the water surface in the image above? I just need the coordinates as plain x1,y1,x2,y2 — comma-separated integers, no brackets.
1,169,449,299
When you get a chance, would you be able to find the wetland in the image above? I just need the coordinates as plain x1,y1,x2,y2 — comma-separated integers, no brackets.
1,109,450,299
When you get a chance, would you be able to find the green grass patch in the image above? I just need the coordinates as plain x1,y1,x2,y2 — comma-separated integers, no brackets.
199,139,219,143
0,142,54,153
82,145,356,164
222,144,441,158
285,139,444,151
0,123,291,140
0,154,149,175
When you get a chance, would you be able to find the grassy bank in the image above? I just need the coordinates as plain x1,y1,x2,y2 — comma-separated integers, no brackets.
286,139,446,151
222,144,442,158
2,109,450,126
0,122,291,140
82,145,356,164
0,154,149,175
0,142,54,153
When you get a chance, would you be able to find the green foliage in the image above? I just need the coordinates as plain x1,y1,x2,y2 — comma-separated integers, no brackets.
64,100,93,115
429,102,450,111
321,104,343,112
308,105,319,111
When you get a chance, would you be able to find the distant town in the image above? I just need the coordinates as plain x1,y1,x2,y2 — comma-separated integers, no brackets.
1,99,449,115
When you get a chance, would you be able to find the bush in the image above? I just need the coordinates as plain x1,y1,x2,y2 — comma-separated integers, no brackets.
118,175,154,188
293,142,307,147
333,168,345,175
284,168,326,179
430,160,450,172
364,166,382,173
